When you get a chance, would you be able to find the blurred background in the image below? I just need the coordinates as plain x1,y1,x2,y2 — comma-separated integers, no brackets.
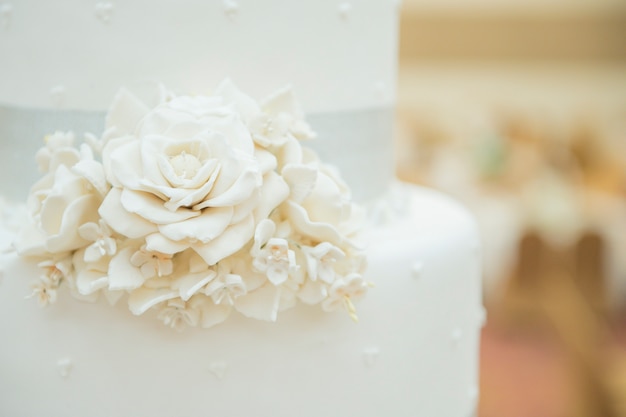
395,0,626,415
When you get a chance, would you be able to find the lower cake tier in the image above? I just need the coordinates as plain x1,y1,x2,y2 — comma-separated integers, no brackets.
0,183,483,417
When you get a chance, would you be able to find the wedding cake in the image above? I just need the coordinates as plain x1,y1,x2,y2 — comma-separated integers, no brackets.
0,1,483,416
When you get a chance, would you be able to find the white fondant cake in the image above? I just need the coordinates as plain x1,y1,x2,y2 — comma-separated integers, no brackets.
0,1,483,416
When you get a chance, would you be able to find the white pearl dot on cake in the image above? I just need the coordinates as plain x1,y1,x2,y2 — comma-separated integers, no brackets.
223,0,239,19
94,2,114,24
56,358,73,378
411,261,424,279
337,2,352,20
49,85,66,108
0,3,12,28
362,347,380,367
208,361,228,380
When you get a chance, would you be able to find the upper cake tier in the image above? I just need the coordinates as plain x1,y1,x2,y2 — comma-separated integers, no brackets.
0,0,399,201
0,0,398,113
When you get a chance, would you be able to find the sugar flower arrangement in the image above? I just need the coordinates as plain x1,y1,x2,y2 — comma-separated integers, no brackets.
15,80,368,330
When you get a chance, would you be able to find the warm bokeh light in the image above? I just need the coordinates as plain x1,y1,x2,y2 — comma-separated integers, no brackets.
397,0,626,415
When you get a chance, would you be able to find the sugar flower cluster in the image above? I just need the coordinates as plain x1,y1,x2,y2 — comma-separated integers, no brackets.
15,80,368,330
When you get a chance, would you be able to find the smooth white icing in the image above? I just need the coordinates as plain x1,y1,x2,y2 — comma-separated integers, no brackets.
0,184,482,417
0,0,397,114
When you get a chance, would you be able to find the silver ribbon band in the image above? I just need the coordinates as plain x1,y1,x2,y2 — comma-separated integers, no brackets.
0,105,394,202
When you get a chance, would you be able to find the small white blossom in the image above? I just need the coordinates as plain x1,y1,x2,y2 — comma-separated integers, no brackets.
204,273,246,305
27,275,59,307
37,256,73,286
305,242,345,283
253,238,298,286
322,273,369,321
157,298,200,331
130,246,174,278
249,113,292,148
28,256,72,307
78,220,117,262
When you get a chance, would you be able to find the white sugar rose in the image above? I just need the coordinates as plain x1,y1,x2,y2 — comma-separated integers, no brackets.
16,80,370,328
284,155,365,247
15,144,107,257
100,82,289,266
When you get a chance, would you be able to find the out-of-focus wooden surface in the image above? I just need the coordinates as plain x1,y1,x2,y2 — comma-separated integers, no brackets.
397,1,626,415
479,233,619,417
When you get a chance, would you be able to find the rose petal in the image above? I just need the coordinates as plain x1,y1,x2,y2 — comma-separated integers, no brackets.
278,137,304,167
253,171,290,221
84,245,105,263
140,135,177,188
44,194,101,253
211,111,256,156
144,233,189,255
253,219,276,251
188,296,232,329
304,252,319,283
78,222,100,242
158,206,233,243
14,219,47,257
137,107,187,137
192,214,255,266
108,247,146,291
214,78,262,124
128,287,178,316
300,171,346,225
234,283,281,322
48,148,80,173
109,139,144,190
255,148,278,174
102,135,135,188
161,163,220,210
173,270,217,301
99,188,158,238
261,85,302,119
267,267,289,286
285,201,343,246
39,166,86,235
228,260,267,292
230,191,259,224
76,269,109,296
282,164,318,203
72,159,110,197
169,94,224,113
104,290,124,306
195,167,260,209
120,188,199,225
67,286,100,303
189,251,209,273
278,288,297,312
298,279,328,305
105,88,150,135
